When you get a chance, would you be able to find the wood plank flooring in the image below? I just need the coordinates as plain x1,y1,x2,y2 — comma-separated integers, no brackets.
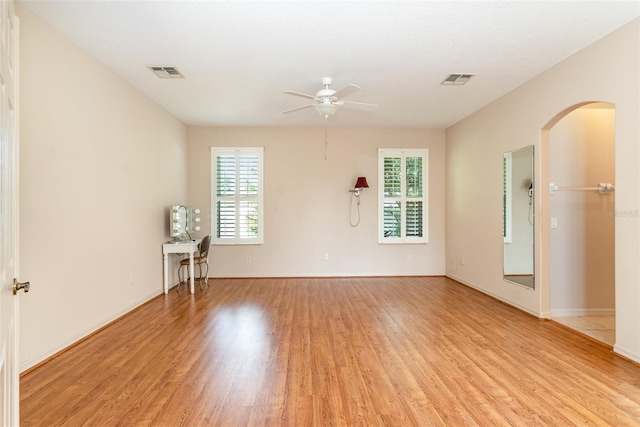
20,277,640,426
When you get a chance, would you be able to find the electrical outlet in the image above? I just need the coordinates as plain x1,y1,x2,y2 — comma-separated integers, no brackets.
246,256,252,263
407,255,413,262
460,257,465,266
324,253,329,261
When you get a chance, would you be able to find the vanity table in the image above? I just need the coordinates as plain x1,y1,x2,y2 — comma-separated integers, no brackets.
162,239,201,294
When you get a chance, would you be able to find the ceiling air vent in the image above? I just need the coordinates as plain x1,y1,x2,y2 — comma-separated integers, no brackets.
441,73,474,85
148,66,185,79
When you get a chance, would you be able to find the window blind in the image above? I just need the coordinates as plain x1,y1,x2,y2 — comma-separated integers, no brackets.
211,147,264,245
378,149,428,244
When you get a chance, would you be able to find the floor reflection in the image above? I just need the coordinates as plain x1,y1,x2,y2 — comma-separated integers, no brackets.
504,274,534,289
211,305,272,375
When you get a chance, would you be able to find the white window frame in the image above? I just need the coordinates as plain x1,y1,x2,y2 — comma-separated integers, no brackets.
211,147,264,245
378,148,429,244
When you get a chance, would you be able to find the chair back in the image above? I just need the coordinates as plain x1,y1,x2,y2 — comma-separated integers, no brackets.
199,235,212,258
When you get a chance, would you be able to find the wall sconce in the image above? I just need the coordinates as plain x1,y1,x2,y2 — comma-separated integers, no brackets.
349,177,369,227
351,176,369,197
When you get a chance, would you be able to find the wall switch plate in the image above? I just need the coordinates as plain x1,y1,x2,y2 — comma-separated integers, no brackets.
551,217,558,229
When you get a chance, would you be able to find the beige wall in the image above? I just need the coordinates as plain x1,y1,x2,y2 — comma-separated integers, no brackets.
549,106,615,315
17,5,188,371
188,127,446,277
445,19,639,362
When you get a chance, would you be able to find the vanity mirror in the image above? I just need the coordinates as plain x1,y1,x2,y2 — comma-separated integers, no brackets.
503,146,534,289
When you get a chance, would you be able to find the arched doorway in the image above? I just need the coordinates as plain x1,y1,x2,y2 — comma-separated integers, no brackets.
539,102,616,345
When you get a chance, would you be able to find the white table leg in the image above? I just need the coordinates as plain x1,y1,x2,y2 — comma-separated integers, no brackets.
163,253,169,294
189,253,195,294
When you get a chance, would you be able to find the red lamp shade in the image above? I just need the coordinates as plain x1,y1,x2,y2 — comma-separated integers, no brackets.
354,177,369,189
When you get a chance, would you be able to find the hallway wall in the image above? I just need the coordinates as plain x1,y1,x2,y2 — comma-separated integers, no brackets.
445,18,639,362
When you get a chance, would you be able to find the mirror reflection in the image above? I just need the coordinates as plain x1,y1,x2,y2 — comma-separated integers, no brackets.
503,146,534,289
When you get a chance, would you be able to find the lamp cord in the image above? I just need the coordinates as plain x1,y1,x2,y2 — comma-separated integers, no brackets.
350,193,362,227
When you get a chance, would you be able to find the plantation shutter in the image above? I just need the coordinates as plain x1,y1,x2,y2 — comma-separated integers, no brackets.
378,149,428,244
405,156,423,238
383,156,402,238
212,147,264,244
216,155,236,239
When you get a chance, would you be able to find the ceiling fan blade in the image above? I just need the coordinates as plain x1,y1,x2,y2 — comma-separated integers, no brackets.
284,90,316,100
341,100,378,111
282,104,316,114
332,84,360,100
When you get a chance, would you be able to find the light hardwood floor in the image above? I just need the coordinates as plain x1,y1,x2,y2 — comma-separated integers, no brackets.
20,277,640,426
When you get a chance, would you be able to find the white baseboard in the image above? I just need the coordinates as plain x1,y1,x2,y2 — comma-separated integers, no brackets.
539,311,552,319
550,308,615,318
613,344,640,365
445,274,542,318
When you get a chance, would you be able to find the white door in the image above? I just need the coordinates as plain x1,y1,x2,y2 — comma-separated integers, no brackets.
0,0,20,424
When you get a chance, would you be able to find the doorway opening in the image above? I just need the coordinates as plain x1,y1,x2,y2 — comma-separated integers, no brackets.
541,102,616,346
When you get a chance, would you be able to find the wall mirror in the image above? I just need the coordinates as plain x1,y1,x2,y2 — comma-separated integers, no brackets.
503,146,534,289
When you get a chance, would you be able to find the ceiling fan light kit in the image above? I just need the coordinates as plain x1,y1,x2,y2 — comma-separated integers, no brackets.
283,77,378,118
316,101,337,117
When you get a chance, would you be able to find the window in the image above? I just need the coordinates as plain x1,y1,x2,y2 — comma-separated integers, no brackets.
211,147,264,244
378,149,428,244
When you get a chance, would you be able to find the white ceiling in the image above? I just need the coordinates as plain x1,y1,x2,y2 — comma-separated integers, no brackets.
19,1,639,129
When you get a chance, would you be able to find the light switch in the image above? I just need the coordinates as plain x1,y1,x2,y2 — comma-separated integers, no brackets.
551,217,558,229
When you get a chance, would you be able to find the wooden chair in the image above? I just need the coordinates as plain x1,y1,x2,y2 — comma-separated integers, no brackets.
178,235,211,290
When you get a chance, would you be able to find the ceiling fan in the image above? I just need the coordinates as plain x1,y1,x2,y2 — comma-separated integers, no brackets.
282,77,378,118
